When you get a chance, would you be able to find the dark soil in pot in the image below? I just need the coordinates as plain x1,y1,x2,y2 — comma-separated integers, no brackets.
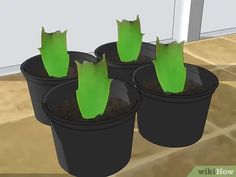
20,52,97,125
52,97,130,122
94,42,155,83
143,78,205,95
132,63,219,147
42,79,141,177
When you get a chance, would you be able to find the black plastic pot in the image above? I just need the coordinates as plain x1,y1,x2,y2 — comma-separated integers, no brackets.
94,42,155,83
42,79,140,177
133,63,219,147
20,52,97,125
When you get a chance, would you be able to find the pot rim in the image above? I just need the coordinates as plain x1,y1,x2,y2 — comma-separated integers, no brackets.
20,51,97,83
132,63,219,100
42,79,141,128
94,41,155,67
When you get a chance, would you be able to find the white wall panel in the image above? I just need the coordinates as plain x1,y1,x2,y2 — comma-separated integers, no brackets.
0,0,175,67
201,0,236,33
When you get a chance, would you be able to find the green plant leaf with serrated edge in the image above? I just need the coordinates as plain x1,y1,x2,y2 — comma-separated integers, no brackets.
117,15,144,62
153,38,186,93
75,56,112,119
39,27,69,78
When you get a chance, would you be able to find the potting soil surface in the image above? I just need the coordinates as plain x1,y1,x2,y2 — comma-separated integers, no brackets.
51,97,131,121
143,79,205,95
34,65,77,79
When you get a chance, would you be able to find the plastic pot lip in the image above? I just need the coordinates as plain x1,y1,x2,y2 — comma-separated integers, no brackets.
42,79,141,129
20,51,97,85
132,63,219,101
94,41,155,68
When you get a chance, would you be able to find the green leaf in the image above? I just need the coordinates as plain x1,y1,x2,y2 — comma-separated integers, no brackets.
75,56,112,119
117,15,144,62
39,27,69,78
153,38,187,93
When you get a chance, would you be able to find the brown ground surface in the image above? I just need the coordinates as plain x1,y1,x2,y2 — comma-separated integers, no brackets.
0,34,236,177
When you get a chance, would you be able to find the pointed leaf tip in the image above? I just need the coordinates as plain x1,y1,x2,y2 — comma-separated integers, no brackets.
42,27,45,33
74,60,80,66
117,16,143,62
39,28,69,78
156,37,160,44
116,19,121,24
154,39,186,93
76,57,111,119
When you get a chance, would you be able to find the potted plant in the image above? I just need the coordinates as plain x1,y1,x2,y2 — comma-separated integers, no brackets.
132,38,219,147
20,28,97,125
42,57,141,176
95,15,155,83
